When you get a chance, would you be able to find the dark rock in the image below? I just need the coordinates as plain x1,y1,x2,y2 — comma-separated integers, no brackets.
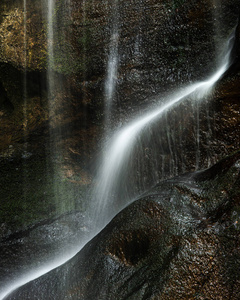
0,211,91,294
0,0,240,288
5,150,240,299
0,0,239,170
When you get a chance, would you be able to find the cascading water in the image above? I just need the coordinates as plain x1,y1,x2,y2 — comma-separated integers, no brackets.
1,29,235,300
23,0,27,130
47,0,54,75
47,0,57,174
22,0,28,201
104,0,119,126
194,100,200,170
0,1,238,298
82,0,87,96
92,28,236,227
47,0,64,213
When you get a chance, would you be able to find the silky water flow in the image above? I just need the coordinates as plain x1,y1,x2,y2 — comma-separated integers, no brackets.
0,6,237,300
104,0,119,127
91,28,236,228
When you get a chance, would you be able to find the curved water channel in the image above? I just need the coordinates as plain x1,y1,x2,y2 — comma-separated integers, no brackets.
0,25,236,298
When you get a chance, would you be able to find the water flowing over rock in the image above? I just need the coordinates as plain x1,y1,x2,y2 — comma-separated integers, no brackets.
1,0,239,155
91,31,237,226
4,151,240,299
0,0,240,298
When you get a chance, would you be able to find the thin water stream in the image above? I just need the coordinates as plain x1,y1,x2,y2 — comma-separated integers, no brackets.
47,0,65,211
104,0,119,126
22,0,28,202
23,0,27,125
92,29,235,227
0,11,236,300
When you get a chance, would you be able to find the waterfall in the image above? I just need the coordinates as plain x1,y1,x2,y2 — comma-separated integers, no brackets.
47,0,55,133
23,0,27,128
194,101,200,170
92,29,235,227
47,0,54,76
0,3,237,298
47,0,58,207
82,0,87,91
47,0,65,211
22,0,28,201
1,30,234,300
104,0,119,125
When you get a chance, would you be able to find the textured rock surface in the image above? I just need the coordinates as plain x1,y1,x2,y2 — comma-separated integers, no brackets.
0,211,91,293
0,0,240,277
1,0,239,150
5,150,240,299
0,0,239,165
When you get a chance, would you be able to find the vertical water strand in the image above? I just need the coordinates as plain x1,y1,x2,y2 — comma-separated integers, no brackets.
178,111,186,174
195,101,200,170
22,0,28,204
161,154,165,179
82,0,88,140
47,0,54,96
194,0,219,171
67,0,72,16
205,101,213,167
129,4,145,193
104,0,119,127
91,0,120,225
171,118,179,175
213,0,221,61
47,0,55,181
47,0,60,210
164,113,174,177
133,31,143,75
23,0,27,133
82,0,87,90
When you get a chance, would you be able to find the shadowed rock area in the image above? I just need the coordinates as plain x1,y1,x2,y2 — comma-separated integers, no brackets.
0,1,240,298
5,150,240,299
0,0,240,236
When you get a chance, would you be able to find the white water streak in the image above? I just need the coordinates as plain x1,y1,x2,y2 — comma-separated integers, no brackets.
23,0,27,132
0,25,235,300
195,101,200,170
93,31,235,221
0,245,87,299
47,0,54,72
105,0,119,121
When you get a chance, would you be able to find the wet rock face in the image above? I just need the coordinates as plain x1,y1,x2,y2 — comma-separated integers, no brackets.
1,0,239,91
0,0,239,158
138,69,240,179
5,151,240,299
0,211,91,293
0,0,239,154
1,0,239,76
0,0,239,271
